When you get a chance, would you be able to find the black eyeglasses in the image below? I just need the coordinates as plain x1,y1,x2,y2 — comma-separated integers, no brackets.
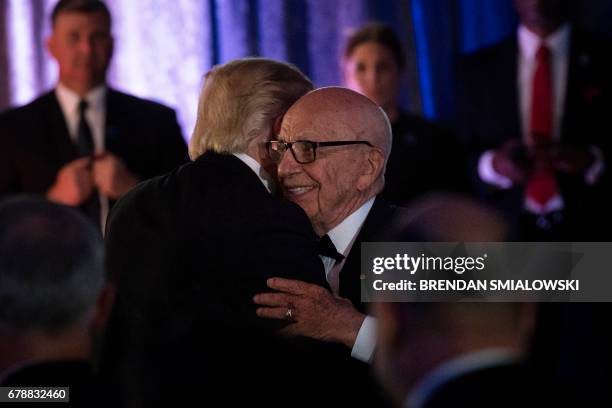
265,140,374,164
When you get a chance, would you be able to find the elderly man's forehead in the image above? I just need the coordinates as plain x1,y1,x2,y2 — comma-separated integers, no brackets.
279,111,362,141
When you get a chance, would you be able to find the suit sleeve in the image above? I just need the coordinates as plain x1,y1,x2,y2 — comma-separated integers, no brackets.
257,200,329,290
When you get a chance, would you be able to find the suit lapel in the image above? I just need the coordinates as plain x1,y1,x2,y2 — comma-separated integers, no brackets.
561,31,597,144
497,39,522,140
339,198,397,310
104,89,123,154
44,91,78,163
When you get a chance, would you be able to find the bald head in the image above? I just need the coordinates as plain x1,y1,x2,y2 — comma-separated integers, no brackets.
283,87,392,161
276,87,392,235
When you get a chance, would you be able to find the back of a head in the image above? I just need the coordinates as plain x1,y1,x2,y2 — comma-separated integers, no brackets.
386,194,534,361
0,197,105,336
189,58,313,159
394,193,508,242
51,0,112,27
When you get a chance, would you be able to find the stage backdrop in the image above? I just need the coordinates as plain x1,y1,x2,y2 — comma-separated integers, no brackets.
1,0,609,137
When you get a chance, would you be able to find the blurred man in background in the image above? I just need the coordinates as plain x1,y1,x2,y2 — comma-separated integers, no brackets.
456,0,612,240
0,0,188,230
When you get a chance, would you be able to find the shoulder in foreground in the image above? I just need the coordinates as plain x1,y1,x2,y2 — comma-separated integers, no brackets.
110,162,191,216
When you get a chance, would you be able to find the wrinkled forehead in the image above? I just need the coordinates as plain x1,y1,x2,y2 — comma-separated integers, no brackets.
279,107,363,143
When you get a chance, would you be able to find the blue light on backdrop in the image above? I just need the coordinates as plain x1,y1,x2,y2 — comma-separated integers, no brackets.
1,0,609,137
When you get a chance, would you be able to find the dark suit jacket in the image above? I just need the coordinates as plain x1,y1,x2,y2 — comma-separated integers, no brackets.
100,152,330,407
456,29,612,240
340,198,401,312
0,88,188,203
313,198,401,408
421,363,542,408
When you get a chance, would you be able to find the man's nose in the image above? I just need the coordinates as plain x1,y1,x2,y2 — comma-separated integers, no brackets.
365,68,377,85
77,38,94,55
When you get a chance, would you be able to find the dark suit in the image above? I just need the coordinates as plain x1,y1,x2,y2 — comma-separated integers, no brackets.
316,198,400,408
340,198,400,312
0,89,188,205
100,152,329,407
382,111,467,206
457,31,612,403
456,30,612,240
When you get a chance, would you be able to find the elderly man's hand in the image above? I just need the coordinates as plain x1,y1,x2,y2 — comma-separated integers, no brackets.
254,278,365,349
92,152,139,199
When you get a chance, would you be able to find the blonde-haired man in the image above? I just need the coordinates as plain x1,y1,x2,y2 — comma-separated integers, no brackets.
101,58,328,406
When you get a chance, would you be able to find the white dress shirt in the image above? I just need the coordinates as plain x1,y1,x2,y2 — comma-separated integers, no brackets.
233,153,276,194
322,197,377,363
478,24,604,213
518,23,570,143
55,83,109,230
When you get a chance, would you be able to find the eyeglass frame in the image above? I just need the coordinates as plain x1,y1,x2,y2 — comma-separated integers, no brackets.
265,140,375,164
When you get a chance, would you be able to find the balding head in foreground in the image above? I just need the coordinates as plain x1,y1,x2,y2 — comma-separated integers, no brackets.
374,195,537,406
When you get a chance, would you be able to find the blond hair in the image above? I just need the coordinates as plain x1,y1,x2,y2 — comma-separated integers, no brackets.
189,58,313,159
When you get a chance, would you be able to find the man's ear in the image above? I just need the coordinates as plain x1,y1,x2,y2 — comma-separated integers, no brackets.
517,302,538,343
46,35,57,60
372,302,401,349
273,114,284,136
356,148,385,191
91,283,116,333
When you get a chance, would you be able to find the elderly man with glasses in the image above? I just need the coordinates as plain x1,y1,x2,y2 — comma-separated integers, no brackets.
255,86,399,407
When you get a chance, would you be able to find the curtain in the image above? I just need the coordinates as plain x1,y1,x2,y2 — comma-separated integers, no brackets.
1,0,609,137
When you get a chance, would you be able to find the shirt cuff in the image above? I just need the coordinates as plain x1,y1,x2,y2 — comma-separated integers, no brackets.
585,145,605,185
478,150,513,189
350,315,377,363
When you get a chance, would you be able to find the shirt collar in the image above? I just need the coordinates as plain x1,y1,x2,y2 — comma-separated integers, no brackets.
327,197,376,256
406,348,520,408
233,153,276,194
55,83,107,115
518,23,571,60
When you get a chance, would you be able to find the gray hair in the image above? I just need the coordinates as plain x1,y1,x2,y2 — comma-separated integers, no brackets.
0,196,105,335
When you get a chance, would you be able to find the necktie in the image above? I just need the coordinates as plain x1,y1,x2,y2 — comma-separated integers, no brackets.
526,45,559,209
77,100,95,156
76,100,101,227
317,234,344,262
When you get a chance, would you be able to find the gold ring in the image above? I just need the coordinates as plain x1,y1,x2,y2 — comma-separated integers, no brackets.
285,307,294,321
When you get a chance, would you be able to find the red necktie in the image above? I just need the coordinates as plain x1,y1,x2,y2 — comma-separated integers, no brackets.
526,45,559,208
